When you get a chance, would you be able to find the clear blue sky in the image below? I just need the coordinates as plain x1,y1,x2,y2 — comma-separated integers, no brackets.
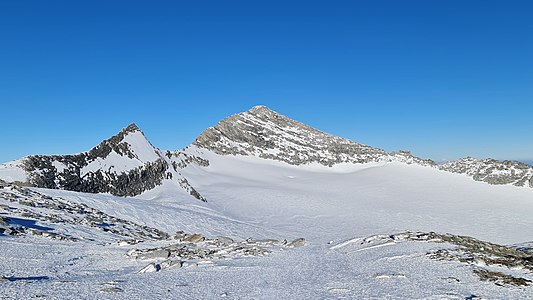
1,1,532,163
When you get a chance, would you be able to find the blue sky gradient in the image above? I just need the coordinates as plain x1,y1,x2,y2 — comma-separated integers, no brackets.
1,1,532,163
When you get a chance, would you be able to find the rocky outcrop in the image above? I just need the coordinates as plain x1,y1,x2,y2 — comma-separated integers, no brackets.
128,231,306,273
439,157,533,188
473,269,531,287
165,150,210,170
0,183,169,240
335,231,533,287
194,106,435,167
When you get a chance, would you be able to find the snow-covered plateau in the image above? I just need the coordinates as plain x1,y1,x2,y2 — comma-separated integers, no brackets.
1,106,532,299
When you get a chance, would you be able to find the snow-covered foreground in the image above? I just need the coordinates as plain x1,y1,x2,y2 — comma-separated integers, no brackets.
2,151,533,299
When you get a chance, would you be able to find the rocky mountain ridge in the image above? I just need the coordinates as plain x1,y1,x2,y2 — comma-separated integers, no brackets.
193,105,436,167
440,157,533,188
0,124,206,200
193,106,533,188
0,105,531,198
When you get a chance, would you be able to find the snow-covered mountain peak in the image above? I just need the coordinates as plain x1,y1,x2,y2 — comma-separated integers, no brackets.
122,122,141,133
193,106,434,167
247,104,272,113
90,123,159,163
244,105,317,129
0,124,164,196
1,107,531,200
0,123,208,201
244,105,299,124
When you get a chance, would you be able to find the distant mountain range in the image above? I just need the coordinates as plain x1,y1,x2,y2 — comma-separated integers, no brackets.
1,105,531,200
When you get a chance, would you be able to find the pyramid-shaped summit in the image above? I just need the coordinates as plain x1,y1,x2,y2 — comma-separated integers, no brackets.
193,105,433,166
16,123,168,196
0,123,210,201
123,122,141,132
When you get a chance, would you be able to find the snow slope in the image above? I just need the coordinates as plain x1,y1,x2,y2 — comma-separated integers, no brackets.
0,159,26,182
2,148,532,299
180,148,533,245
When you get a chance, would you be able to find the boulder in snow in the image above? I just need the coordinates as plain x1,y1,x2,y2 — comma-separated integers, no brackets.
183,234,205,243
287,238,307,248
139,263,161,273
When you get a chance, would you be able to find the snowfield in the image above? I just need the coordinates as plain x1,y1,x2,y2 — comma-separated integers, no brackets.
0,159,27,182
2,149,533,299
182,148,533,245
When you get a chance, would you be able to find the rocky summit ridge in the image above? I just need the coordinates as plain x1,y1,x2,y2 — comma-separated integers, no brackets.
193,105,435,167
1,123,206,200
0,105,532,199
193,106,533,188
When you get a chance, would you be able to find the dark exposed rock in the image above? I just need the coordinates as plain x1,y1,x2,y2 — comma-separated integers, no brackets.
13,124,206,200
345,231,533,287
473,269,531,287
89,123,141,160
21,124,169,197
178,178,206,202
423,235,533,272
387,231,533,287
101,287,124,293
24,156,169,197
166,151,210,170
